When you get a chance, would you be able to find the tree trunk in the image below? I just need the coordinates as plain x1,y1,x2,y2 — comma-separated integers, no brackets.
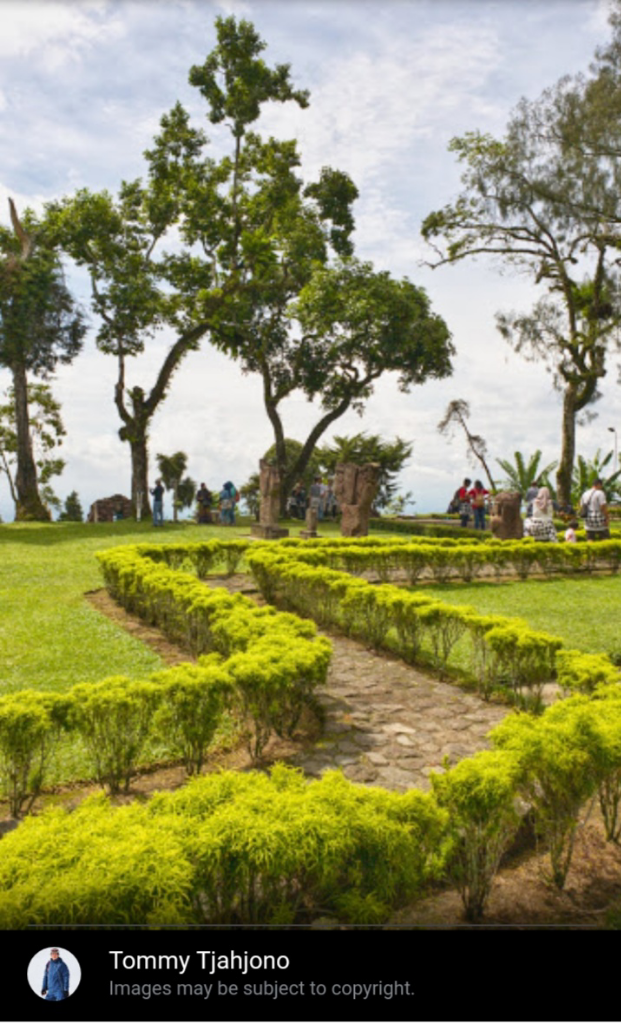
172,481,179,523
12,363,50,521
129,431,151,520
556,387,577,510
280,395,354,511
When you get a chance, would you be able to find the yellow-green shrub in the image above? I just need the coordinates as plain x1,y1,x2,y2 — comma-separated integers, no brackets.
0,692,72,817
69,678,161,793
431,749,523,921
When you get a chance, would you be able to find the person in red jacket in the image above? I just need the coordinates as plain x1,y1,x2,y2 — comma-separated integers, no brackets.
458,478,472,528
468,479,489,530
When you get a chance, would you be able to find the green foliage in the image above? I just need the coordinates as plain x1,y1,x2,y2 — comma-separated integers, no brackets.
432,750,523,921
316,432,413,511
246,543,565,696
69,677,161,794
555,649,619,695
422,83,621,506
0,796,194,927
0,691,71,817
97,542,332,761
0,383,67,516
156,451,196,521
152,664,231,775
491,710,598,888
0,767,446,926
571,449,621,505
496,450,558,495
58,489,84,522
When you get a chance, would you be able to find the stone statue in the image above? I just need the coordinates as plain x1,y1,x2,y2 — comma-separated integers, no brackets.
490,491,524,540
300,504,318,539
251,460,289,539
334,461,381,537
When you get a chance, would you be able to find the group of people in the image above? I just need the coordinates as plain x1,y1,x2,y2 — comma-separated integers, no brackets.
451,478,490,530
195,481,239,525
451,476,611,542
523,479,610,543
149,480,239,526
288,477,338,521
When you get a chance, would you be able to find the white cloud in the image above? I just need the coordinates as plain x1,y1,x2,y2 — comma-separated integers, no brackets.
0,1,124,68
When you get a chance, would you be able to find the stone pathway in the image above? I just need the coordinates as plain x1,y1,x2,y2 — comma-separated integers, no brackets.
214,575,508,792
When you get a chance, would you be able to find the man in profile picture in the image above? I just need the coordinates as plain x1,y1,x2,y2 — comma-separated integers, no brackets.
41,948,69,1001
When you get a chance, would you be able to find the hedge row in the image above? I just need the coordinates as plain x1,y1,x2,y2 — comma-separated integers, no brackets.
0,766,445,926
143,535,621,587
2,681,621,926
0,550,331,815
246,547,567,702
249,536,621,584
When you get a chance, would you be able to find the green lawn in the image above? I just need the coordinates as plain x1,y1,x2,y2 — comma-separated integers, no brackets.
419,575,621,660
0,516,343,696
0,519,247,695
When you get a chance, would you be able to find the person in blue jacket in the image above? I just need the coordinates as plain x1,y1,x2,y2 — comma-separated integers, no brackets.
41,948,69,1000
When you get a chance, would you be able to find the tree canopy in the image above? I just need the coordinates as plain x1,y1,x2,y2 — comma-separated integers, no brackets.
422,47,621,508
47,16,316,517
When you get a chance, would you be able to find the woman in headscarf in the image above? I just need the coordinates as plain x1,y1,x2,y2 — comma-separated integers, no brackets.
528,485,558,542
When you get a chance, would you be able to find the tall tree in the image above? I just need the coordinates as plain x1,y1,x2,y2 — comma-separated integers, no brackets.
220,256,453,512
422,100,621,507
47,17,312,518
0,202,84,520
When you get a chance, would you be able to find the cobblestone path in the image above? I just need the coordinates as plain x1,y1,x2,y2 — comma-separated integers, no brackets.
216,575,508,792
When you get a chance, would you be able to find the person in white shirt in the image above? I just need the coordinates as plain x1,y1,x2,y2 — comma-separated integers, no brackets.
581,479,610,541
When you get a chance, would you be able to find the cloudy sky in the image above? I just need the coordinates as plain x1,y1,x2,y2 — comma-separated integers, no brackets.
0,0,617,520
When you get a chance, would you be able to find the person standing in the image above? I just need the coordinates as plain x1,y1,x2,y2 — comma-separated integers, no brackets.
150,479,164,526
42,948,69,1001
468,479,489,530
458,478,472,528
219,481,237,526
196,482,212,524
525,479,541,517
292,482,306,520
581,478,610,541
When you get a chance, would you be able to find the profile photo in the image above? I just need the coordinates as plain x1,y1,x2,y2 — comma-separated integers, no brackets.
27,947,81,1001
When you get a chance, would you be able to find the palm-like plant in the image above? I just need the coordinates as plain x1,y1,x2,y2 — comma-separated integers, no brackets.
156,451,191,523
571,450,621,506
496,450,558,496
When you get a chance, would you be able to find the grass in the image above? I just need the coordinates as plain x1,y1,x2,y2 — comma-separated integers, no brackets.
0,517,270,694
419,575,621,661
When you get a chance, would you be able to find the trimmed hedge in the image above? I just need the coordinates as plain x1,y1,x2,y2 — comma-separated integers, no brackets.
246,546,565,700
0,766,446,927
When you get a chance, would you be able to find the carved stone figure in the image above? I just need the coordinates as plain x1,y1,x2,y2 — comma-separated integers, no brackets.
490,491,524,540
251,459,289,539
300,505,318,539
334,461,381,537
